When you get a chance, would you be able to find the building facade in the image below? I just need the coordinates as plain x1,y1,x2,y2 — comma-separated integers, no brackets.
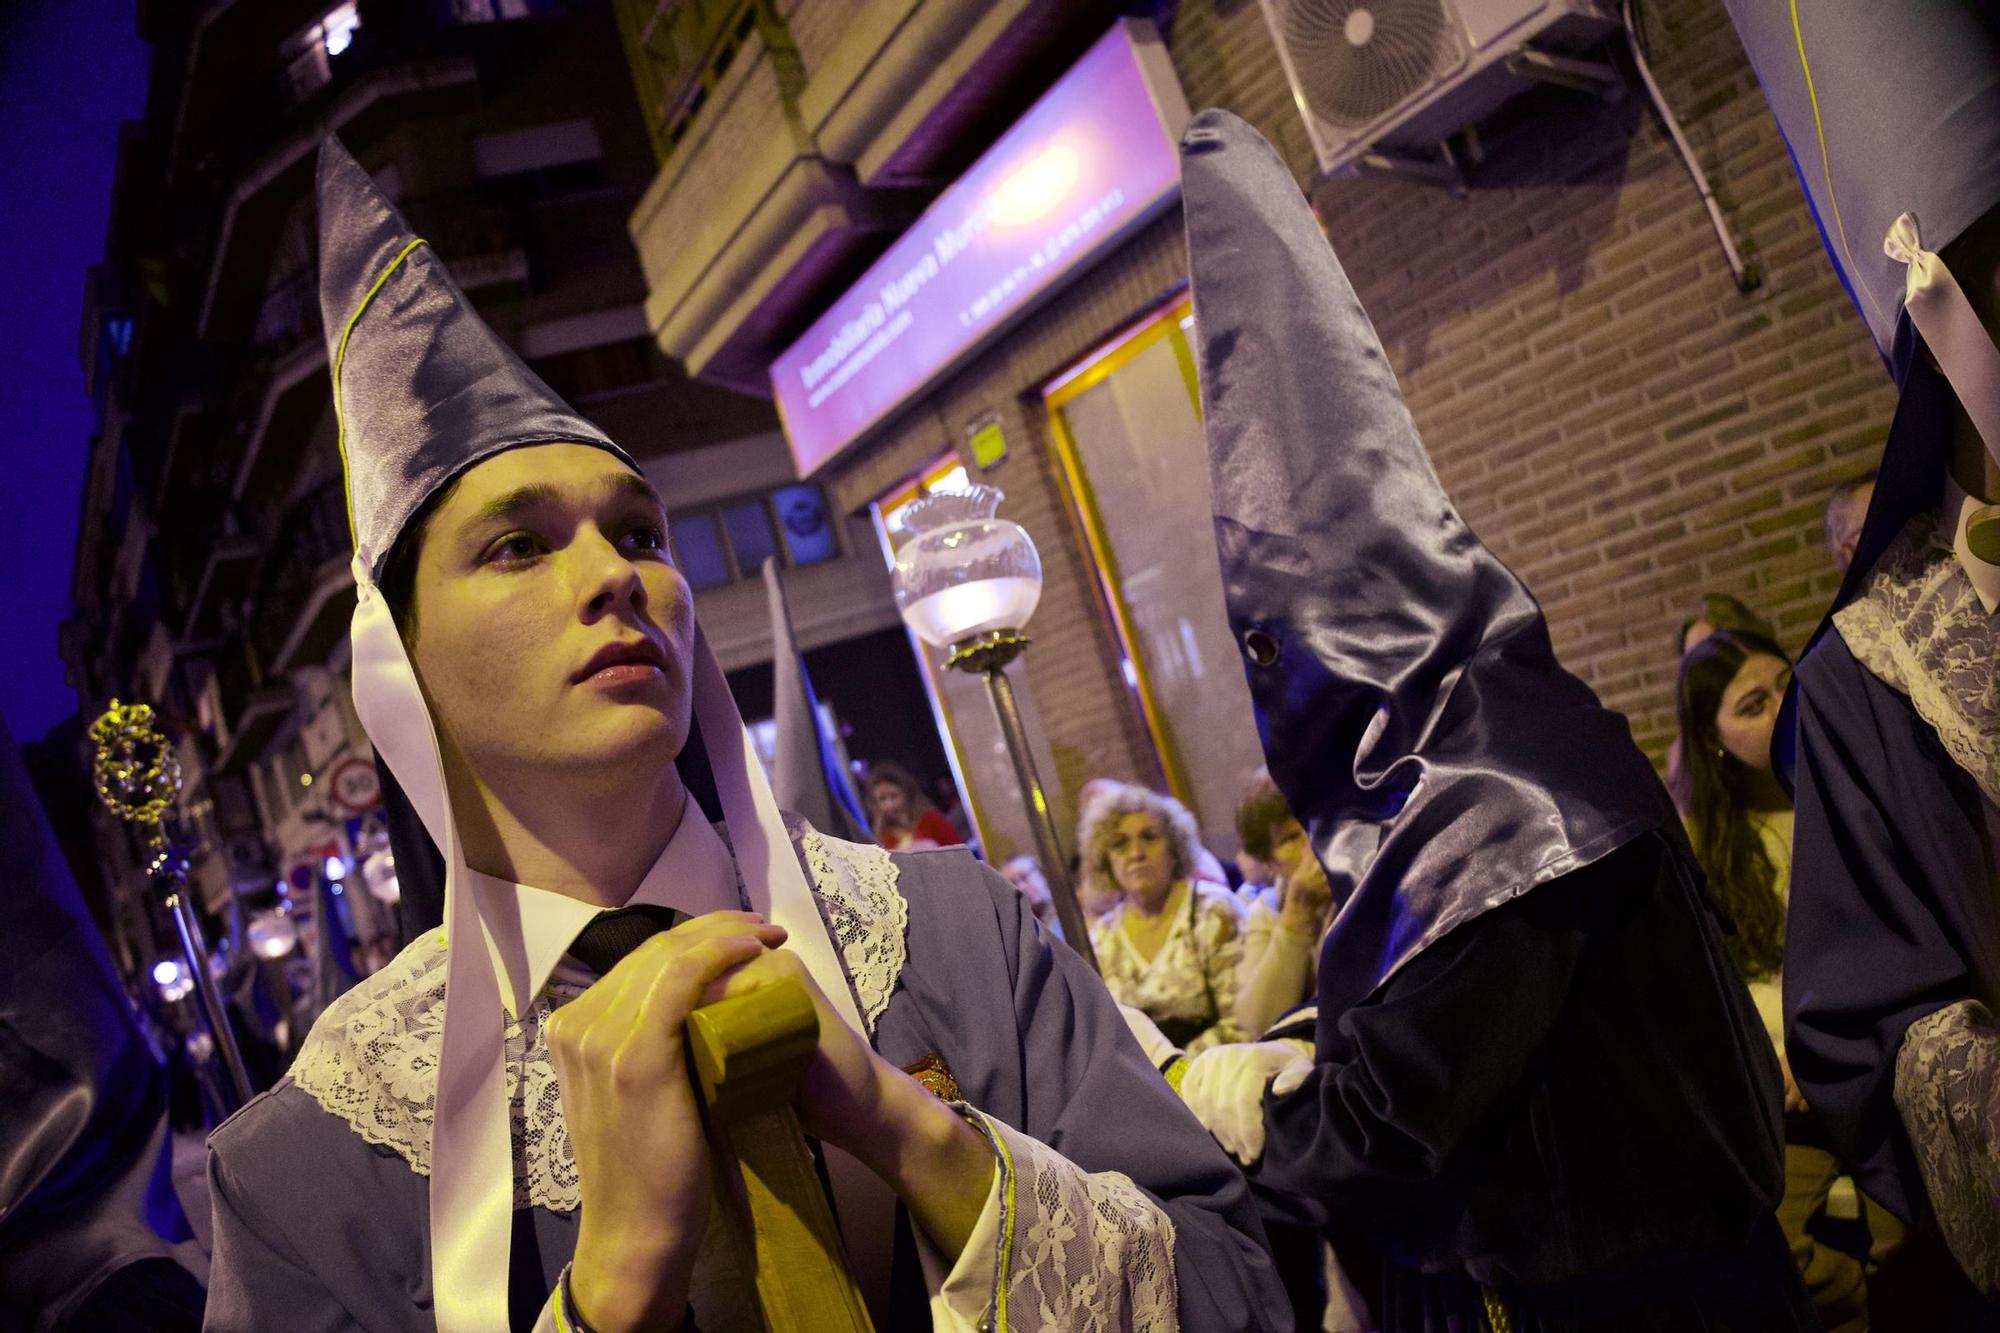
619,0,1896,865
62,0,863,989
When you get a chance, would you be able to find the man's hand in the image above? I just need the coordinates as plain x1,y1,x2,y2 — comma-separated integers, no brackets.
1277,855,1334,936
1779,1047,1809,1114
707,949,997,1262
1180,1040,1315,1165
547,911,788,1333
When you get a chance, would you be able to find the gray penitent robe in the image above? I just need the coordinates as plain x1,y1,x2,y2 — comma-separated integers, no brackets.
201,826,1287,1330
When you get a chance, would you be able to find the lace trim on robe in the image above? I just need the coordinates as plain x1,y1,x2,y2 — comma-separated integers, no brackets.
1834,512,2000,809
801,829,908,1035
286,827,911,1211
966,1110,1179,1331
1893,999,2000,1299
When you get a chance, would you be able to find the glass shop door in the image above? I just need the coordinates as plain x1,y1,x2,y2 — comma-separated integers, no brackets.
1042,293,1266,855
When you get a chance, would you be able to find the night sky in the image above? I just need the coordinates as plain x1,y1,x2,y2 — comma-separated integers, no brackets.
0,0,150,745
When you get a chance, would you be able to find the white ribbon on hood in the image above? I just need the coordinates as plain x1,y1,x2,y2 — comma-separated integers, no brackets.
1886,211,2000,469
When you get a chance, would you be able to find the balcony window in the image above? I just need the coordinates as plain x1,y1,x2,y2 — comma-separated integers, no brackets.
772,485,837,567
450,0,565,21
474,118,608,202
670,513,731,590
721,499,777,576
282,3,361,102
665,484,842,591
528,336,657,402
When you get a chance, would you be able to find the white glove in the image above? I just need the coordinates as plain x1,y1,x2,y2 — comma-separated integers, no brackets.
1180,1039,1315,1165
1117,1004,1183,1069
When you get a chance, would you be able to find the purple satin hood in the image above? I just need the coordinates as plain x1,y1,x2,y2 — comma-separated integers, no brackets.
1182,110,1684,1042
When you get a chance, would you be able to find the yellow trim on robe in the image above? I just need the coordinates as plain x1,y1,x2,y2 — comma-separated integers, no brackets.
992,1118,1017,1331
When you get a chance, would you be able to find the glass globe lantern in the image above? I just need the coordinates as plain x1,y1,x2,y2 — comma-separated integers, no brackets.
890,486,1042,661
888,484,1096,969
247,905,300,960
361,848,401,904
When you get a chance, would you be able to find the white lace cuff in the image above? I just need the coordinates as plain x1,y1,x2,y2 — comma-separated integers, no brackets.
929,1108,1178,1331
1894,1000,2000,1299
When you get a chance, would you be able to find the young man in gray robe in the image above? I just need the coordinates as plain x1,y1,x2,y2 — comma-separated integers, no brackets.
199,137,1285,1332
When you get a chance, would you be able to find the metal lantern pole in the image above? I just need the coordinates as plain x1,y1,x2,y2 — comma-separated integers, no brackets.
91,701,254,1110
945,631,1099,973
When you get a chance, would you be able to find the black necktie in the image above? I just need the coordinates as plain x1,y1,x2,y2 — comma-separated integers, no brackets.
566,904,684,976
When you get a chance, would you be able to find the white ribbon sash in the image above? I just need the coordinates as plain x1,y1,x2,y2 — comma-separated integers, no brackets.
1886,212,2000,470
348,563,514,1332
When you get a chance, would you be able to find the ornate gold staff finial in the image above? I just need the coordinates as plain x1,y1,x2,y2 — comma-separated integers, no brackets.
88,698,253,1108
89,699,183,871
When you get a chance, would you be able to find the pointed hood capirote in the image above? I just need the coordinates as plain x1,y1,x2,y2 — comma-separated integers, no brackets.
1181,109,1683,1040
316,136,625,582
315,135,896,1331
1721,0,2000,366
1721,2,2000,781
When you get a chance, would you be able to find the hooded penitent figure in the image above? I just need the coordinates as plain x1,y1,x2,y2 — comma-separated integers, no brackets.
1722,0,2000,1305
200,137,1287,1332
1178,109,1814,1331
0,706,206,1331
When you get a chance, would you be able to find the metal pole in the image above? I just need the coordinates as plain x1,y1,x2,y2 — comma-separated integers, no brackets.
981,665,1099,973
165,879,253,1110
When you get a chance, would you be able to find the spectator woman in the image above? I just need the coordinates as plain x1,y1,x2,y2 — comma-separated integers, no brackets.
1679,629,1899,1332
1084,782,1247,1055
863,760,963,851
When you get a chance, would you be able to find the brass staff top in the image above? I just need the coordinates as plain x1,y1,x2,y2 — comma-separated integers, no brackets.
89,700,183,856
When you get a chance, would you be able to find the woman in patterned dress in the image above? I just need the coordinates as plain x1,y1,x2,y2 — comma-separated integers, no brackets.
1083,782,1248,1055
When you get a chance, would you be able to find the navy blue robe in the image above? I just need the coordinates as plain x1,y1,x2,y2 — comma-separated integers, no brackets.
1786,629,2000,1227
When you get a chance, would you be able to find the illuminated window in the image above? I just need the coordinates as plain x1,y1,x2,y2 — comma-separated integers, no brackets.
281,3,361,102
321,2,360,55
772,485,838,567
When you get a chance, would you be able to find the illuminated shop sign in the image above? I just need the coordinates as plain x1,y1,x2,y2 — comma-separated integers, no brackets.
771,19,1189,476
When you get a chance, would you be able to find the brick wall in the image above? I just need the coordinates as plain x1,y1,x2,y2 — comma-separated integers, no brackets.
1279,0,1898,762
825,0,1896,829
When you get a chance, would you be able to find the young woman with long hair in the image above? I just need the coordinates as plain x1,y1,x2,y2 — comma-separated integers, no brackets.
1678,629,1901,1332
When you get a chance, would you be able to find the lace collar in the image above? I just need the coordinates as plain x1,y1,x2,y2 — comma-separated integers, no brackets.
288,827,908,1211
1834,510,2000,807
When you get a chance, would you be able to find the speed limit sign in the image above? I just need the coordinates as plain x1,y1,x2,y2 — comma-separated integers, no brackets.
327,755,382,816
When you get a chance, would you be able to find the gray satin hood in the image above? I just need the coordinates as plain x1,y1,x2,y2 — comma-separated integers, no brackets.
316,135,627,582
1722,0,2000,361
1182,109,1683,1038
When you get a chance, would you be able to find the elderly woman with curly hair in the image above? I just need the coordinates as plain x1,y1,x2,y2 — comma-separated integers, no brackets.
1082,781,1248,1055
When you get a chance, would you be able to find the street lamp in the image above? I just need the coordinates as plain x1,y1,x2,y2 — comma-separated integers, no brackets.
247,905,300,960
890,486,1097,971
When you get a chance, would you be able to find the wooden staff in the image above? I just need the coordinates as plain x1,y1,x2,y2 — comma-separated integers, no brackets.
687,978,875,1333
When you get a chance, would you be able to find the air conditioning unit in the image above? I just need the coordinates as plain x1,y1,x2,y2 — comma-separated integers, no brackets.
1260,0,1621,178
